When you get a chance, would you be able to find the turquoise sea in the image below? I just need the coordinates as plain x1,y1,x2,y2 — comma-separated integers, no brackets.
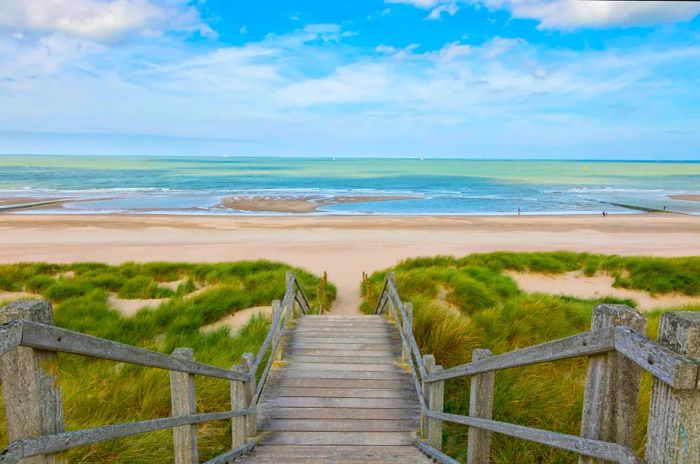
0,156,699,215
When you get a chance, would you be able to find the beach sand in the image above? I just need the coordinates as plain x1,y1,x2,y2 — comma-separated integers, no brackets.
220,195,413,213
670,195,700,202
0,213,698,314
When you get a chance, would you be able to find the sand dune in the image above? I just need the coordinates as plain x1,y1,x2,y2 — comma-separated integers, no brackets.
0,213,698,314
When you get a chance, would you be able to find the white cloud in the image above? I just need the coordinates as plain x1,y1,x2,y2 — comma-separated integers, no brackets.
485,0,700,29
388,0,700,29
1,23,698,157
426,3,460,20
0,0,214,42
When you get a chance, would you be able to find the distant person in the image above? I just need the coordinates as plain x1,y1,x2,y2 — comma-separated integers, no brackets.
517,207,521,216
663,206,667,211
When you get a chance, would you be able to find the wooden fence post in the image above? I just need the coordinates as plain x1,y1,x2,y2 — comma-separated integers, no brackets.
272,300,283,362
467,349,494,464
645,312,700,464
231,364,247,449
421,354,436,439
579,304,646,464
170,348,198,464
402,302,413,364
285,272,295,316
241,352,257,437
428,364,445,450
0,300,67,464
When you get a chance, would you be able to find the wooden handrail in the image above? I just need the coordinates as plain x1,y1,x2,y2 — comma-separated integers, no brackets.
1,320,249,381
373,274,700,464
1,409,252,464
423,411,643,464
0,272,315,464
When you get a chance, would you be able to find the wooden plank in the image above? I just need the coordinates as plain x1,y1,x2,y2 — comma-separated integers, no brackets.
202,442,255,464
386,281,427,379
291,355,398,364
275,378,410,389
428,328,616,383
286,362,401,372
425,410,642,464
244,444,426,458
427,365,444,450
645,312,700,464
269,387,413,398
170,348,198,464
0,409,251,461
295,323,389,329
292,348,396,357
291,337,393,345
230,369,247,450
251,292,291,371
467,349,494,464
291,343,393,351
0,301,67,464
580,305,646,464
421,355,436,439
267,397,416,409
282,369,406,380
262,419,418,432
241,353,256,436
262,431,416,446
614,326,699,390
292,327,390,334
19,321,248,381
417,441,461,464
260,407,419,420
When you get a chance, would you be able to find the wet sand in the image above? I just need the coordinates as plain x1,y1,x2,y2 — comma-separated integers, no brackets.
220,195,413,213
670,195,700,202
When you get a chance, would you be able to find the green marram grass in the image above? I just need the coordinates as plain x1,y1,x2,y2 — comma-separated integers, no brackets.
0,261,335,463
361,252,700,463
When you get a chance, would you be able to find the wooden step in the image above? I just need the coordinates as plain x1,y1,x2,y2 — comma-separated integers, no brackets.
259,407,419,420
261,418,418,432
261,431,416,446
266,387,414,398
286,362,401,372
234,444,435,464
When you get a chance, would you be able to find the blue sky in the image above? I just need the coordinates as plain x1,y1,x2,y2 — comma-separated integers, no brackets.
0,0,699,159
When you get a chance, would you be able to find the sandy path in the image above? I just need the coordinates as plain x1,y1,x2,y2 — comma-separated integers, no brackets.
0,214,698,315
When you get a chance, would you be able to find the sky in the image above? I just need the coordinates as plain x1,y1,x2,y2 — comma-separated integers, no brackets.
0,0,699,159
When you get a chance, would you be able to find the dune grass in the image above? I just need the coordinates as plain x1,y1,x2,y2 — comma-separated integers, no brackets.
0,261,335,463
361,252,700,463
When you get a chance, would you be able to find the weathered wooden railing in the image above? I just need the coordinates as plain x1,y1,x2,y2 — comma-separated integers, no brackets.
0,271,311,464
375,273,700,464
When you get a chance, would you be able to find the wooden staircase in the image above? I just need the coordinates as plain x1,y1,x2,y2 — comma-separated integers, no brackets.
235,315,434,463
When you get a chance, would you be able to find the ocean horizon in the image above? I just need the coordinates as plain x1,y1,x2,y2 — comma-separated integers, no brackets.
1,155,699,216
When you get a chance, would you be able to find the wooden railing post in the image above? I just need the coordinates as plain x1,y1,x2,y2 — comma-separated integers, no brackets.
241,352,257,437
285,271,295,316
579,304,646,464
402,302,413,364
0,300,67,464
421,354,436,439
467,349,494,464
645,312,700,464
272,300,283,362
170,348,198,464
428,363,445,450
231,364,247,450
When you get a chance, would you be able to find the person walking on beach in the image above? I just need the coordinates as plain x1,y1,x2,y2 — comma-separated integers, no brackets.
517,207,521,216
